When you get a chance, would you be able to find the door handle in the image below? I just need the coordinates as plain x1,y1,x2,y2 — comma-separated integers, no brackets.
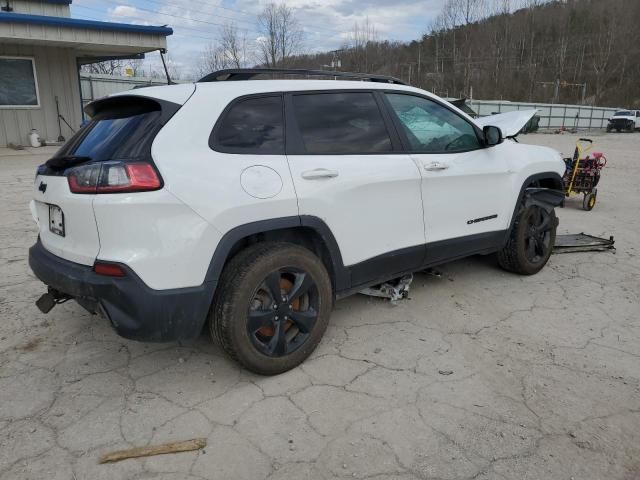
423,162,449,171
301,168,339,180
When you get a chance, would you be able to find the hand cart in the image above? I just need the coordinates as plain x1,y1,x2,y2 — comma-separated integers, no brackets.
562,138,607,211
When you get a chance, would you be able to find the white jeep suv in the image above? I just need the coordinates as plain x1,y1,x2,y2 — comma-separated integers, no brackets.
29,69,565,374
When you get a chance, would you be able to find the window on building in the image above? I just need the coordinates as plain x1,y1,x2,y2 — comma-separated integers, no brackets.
291,92,393,154
0,57,39,107
212,95,284,154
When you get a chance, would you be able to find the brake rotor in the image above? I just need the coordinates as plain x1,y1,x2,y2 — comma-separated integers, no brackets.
256,276,298,338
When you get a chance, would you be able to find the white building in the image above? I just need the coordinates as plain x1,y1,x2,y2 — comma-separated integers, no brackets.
0,0,172,146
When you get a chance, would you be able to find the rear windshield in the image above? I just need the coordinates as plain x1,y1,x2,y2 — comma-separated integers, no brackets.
56,110,162,162
56,99,162,162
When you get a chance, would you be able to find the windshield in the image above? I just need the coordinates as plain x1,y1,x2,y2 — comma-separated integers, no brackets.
614,111,632,116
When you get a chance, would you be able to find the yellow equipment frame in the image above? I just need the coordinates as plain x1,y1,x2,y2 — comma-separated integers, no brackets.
565,138,594,196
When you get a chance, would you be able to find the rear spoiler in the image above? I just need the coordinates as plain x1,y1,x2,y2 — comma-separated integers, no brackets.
84,95,181,125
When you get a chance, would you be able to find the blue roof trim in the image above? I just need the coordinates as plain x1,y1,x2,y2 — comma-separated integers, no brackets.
0,12,173,36
42,0,72,4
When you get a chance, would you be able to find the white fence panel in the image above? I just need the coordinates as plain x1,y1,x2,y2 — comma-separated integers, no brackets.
468,100,620,130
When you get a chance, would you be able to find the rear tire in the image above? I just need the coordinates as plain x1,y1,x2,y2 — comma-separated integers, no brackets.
583,190,597,211
209,242,332,375
498,203,557,275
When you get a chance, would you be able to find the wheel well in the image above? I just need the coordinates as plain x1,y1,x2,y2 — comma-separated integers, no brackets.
223,227,338,291
528,176,563,190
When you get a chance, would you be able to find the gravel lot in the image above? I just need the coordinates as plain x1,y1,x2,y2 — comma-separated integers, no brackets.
1,132,638,480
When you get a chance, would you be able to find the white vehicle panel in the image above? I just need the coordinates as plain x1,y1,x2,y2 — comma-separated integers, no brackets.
32,175,99,266
287,154,425,266
150,87,298,239
93,189,221,290
414,142,513,243
505,143,566,192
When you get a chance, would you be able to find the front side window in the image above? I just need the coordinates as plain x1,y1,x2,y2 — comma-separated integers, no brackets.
213,95,284,154
386,94,481,153
291,92,392,154
0,57,39,107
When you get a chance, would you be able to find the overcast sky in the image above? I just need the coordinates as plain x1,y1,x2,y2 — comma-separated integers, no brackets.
71,0,448,78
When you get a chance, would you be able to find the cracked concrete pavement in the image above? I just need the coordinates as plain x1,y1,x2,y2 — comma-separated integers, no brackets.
1,133,639,479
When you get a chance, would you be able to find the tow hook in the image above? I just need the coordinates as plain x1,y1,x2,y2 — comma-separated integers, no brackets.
35,288,71,314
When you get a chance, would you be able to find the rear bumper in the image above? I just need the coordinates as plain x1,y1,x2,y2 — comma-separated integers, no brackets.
28,240,214,341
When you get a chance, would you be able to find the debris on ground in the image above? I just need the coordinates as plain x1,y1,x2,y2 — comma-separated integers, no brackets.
99,438,207,464
438,370,454,376
359,274,413,303
553,233,615,253
421,268,443,278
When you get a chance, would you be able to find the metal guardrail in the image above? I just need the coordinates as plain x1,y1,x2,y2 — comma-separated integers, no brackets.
469,100,619,130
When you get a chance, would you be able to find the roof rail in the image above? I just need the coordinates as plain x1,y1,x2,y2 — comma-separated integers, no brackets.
197,68,408,85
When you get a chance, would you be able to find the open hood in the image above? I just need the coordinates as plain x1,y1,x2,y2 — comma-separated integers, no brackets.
474,109,537,138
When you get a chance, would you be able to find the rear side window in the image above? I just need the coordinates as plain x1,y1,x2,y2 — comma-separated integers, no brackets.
212,95,284,154
291,92,392,154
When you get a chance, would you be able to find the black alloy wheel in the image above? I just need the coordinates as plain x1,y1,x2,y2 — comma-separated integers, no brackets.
497,202,557,275
247,268,319,357
523,206,553,264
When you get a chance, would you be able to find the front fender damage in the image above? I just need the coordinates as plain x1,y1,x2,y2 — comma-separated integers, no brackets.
523,187,565,213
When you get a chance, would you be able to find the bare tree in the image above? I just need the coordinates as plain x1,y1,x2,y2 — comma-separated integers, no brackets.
591,19,616,103
213,0,640,107
197,43,232,79
196,22,248,79
220,22,247,69
257,3,303,67
81,60,124,75
346,17,377,72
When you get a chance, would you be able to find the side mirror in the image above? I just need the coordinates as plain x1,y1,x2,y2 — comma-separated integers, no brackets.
483,125,503,146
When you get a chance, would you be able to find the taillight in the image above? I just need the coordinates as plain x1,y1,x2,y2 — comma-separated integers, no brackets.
67,162,161,194
93,262,127,277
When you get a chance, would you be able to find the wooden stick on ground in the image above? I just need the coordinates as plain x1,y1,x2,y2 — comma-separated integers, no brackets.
99,438,207,464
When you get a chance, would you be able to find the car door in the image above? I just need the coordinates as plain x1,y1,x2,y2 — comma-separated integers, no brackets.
383,93,513,262
285,90,425,287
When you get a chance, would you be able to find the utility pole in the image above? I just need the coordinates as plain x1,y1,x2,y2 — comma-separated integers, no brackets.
417,43,421,85
401,63,415,84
